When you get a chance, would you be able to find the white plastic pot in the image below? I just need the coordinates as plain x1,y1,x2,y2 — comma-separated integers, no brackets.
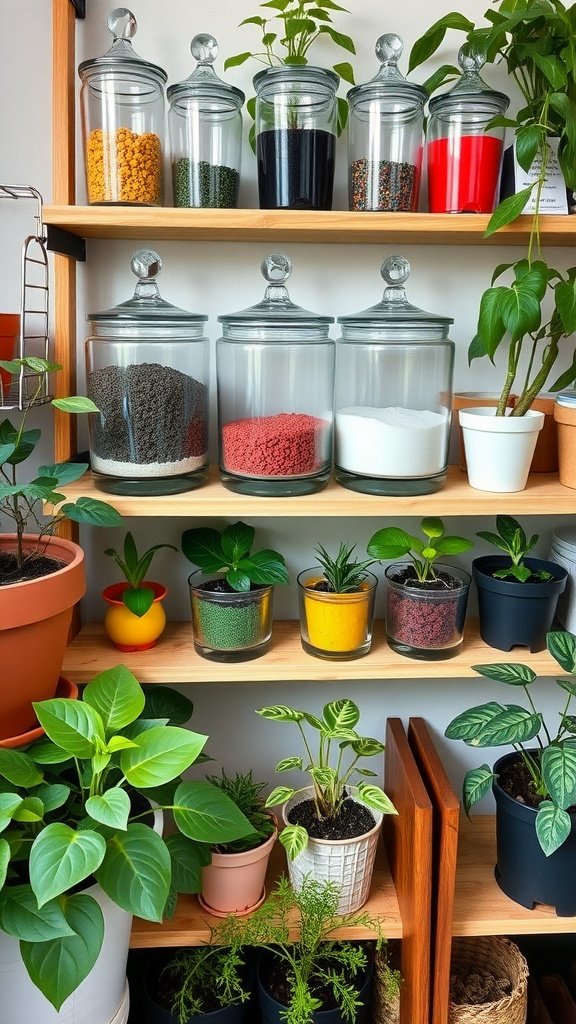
282,786,383,914
459,407,544,492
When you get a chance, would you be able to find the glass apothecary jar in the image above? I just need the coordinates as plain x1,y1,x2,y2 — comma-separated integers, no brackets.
217,254,335,496
347,34,426,212
168,34,244,209
254,66,339,210
335,255,454,495
85,249,209,496
426,46,509,214
78,8,166,205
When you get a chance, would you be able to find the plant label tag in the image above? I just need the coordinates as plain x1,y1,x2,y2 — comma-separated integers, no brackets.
512,137,569,214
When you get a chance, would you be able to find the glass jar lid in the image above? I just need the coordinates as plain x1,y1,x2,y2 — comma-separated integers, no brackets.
218,254,334,337
253,64,339,92
78,7,167,84
88,249,207,329
167,34,244,108
347,34,427,109
428,44,508,116
338,256,453,338
556,390,576,407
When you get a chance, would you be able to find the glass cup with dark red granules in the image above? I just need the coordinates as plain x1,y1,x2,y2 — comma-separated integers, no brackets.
384,562,471,660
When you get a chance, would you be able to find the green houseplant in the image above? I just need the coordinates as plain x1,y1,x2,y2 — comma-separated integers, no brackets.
0,665,254,1015
103,531,177,652
367,517,473,660
257,699,396,913
445,630,576,914
182,520,288,661
0,356,121,742
141,945,251,1024
297,542,379,660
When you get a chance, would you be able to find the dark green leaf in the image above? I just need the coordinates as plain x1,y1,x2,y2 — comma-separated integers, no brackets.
59,497,122,527
422,64,459,97
223,52,252,70
535,800,571,856
473,662,537,685
181,527,226,572
142,685,193,726
221,521,254,564
317,24,356,53
542,745,576,810
165,834,209,894
333,61,354,85
468,332,488,364
226,569,251,592
123,586,154,617
0,421,40,465
532,52,566,90
0,885,75,941
472,709,542,746
246,549,288,585
462,765,496,815
408,15,474,72
485,186,534,236
515,124,545,172
556,279,576,335
548,631,576,673
445,702,507,742
476,287,508,359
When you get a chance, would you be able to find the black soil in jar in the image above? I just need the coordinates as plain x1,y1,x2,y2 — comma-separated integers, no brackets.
88,362,207,474
387,568,464,649
257,128,335,210
350,158,418,211
193,579,270,651
0,551,66,586
287,796,376,841
172,158,240,208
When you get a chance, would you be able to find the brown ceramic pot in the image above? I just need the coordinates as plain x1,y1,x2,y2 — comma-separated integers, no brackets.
199,817,277,917
554,400,576,488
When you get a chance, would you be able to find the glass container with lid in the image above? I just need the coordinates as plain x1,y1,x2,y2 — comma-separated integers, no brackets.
347,34,426,212
85,249,209,496
217,254,335,496
168,34,244,209
78,7,167,205
335,255,454,495
426,45,509,213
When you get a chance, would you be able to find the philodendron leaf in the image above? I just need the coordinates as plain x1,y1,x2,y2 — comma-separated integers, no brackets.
181,527,226,572
120,726,207,788
165,834,211,894
265,786,295,808
485,186,534,236
26,740,73,765
367,527,413,560
0,884,75,941
279,824,308,861
143,686,194,726
172,780,254,844
31,783,70,814
541,745,576,810
535,801,572,856
86,787,131,830
462,765,495,816
97,824,171,921
0,749,43,787
20,893,104,1010
473,663,536,686
12,797,44,822
38,461,88,485
246,550,289,585
32,700,104,758
357,783,397,816
0,839,9,888
221,521,254,564
83,665,146,732
323,698,359,733
59,496,122,526
29,824,106,906
51,396,99,414
548,631,576,674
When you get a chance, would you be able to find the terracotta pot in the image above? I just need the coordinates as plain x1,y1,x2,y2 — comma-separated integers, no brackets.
554,399,576,488
0,313,19,401
0,534,85,740
103,581,167,652
200,818,278,917
0,675,78,749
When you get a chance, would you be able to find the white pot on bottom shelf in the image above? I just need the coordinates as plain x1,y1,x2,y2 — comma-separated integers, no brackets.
459,407,544,492
282,786,383,915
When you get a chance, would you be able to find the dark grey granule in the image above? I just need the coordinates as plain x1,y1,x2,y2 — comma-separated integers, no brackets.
173,159,240,208
88,361,207,464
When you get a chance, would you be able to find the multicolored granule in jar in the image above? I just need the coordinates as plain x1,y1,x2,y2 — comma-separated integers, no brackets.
86,127,163,204
350,157,418,212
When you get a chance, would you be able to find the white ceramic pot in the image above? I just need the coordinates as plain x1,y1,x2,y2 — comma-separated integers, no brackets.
459,407,544,492
282,786,383,914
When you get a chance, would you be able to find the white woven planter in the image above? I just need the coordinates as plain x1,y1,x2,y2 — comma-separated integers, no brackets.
282,786,383,913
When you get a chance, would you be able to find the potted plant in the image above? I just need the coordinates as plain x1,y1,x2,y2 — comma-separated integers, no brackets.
367,517,473,660
181,520,288,661
0,665,255,1022
141,945,251,1024
297,542,378,660
216,874,400,1024
199,769,278,917
445,629,576,915
474,515,567,652
103,531,177,652
257,698,397,913
0,356,121,742
409,2,576,493
225,0,355,210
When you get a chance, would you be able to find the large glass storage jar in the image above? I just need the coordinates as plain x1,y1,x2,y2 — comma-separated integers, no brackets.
86,249,209,496
168,34,244,209
426,47,509,214
78,8,166,205
217,254,334,496
347,34,426,212
335,256,454,495
254,66,339,210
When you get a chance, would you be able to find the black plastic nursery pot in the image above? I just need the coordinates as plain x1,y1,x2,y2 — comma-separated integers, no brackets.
473,556,567,653
141,953,248,1024
256,953,373,1024
493,750,576,916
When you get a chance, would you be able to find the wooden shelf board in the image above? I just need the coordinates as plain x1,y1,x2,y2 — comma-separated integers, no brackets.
130,840,401,948
52,466,576,518
42,206,576,245
453,815,576,936
63,619,560,684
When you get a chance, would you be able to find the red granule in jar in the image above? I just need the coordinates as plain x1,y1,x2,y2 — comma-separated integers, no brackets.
221,412,330,477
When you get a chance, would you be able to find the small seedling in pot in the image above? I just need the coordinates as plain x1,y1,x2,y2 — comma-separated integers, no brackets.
367,517,473,584
312,542,376,593
154,946,250,1024
181,520,288,592
476,515,553,583
104,531,177,616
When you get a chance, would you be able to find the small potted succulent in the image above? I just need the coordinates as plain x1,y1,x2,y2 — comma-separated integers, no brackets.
216,874,400,1024
103,531,177,651
367,517,473,660
297,542,378,660
181,520,288,661
445,630,576,915
141,945,251,1024
199,769,278,918
474,516,567,652
257,699,397,913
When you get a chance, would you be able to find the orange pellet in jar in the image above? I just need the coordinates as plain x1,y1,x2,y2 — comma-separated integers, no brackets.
86,127,163,205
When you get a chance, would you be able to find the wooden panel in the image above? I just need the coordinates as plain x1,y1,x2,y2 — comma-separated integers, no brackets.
62,619,562,684
42,206,576,246
51,466,576,517
384,719,433,1024
408,719,460,1024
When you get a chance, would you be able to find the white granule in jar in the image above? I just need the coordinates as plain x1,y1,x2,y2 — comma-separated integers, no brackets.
335,406,448,477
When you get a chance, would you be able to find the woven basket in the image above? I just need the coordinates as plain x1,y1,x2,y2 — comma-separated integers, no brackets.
372,943,401,1024
449,936,528,1024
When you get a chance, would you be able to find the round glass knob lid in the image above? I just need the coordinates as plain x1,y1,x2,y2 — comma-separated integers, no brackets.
381,255,410,286
107,7,137,40
131,249,162,280
191,33,219,65
261,253,292,285
375,33,403,67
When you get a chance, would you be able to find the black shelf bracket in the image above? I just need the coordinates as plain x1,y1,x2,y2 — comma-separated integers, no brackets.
46,225,86,262
70,0,86,18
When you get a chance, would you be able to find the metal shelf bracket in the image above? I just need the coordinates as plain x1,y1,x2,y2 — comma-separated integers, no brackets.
70,0,86,18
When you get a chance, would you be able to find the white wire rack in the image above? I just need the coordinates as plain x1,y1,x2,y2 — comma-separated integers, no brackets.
0,185,52,411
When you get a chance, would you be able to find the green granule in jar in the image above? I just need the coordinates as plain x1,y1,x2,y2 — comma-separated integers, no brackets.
195,598,265,650
173,158,240,208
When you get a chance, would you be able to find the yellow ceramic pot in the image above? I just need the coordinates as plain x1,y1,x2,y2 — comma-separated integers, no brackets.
297,569,378,660
103,581,167,652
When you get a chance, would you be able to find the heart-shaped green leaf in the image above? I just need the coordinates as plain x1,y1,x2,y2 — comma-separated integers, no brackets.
0,884,75,941
0,749,43,787
120,726,207,788
142,686,194,726
97,824,171,921
83,665,145,732
172,780,253,844
29,824,106,906
86,787,131,830
165,834,211,894
32,700,104,758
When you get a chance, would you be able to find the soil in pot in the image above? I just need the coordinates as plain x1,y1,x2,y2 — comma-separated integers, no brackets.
287,796,376,842
260,947,371,1015
0,550,65,585
498,756,551,810
257,128,335,210
386,566,469,657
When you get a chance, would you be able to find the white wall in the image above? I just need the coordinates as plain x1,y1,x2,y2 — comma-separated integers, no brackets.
1,0,574,808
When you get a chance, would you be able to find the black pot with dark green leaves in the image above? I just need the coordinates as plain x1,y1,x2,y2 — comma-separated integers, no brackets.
182,521,288,662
